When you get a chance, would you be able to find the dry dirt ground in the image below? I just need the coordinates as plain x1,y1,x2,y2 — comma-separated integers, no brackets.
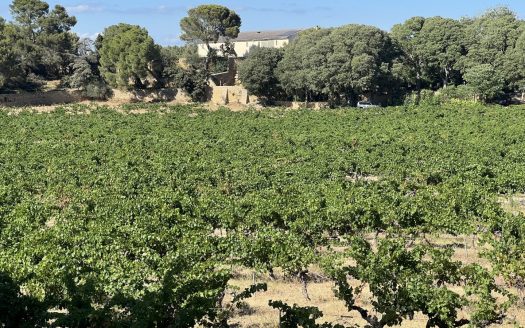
499,194,525,216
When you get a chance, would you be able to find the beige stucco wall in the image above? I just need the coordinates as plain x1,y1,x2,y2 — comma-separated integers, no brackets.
210,86,255,105
198,39,290,58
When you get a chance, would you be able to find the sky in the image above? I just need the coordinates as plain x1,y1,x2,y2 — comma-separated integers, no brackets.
2,0,525,46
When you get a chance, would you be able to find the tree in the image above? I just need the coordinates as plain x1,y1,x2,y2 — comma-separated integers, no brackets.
9,0,49,42
38,5,78,78
62,37,113,100
0,18,20,90
238,47,284,103
8,0,78,81
392,17,465,91
328,25,399,105
172,65,209,102
180,5,241,70
97,24,161,89
508,26,525,100
391,17,427,94
278,25,399,106
325,236,512,328
158,45,209,102
463,64,505,102
277,28,333,103
462,7,523,98
418,17,465,88
160,45,185,87
463,7,521,68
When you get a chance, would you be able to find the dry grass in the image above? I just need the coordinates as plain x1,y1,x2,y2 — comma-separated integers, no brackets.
344,174,381,183
227,235,525,327
499,194,525,215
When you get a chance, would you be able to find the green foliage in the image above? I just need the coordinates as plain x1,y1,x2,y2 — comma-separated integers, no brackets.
160,45,185,87
238,47,284,103
0,272,48,327
391,17,427,92
0,103,524,325
97,23,161,89
0,17,23,90
8,0,78,81
481,213,525,302
180,4,241,71
159,44,211,101
325,236,510,327
67,57,112,100
392,16,465,91
463,7,522,68
277,27,332,102
278,25,399,106
180,5,241,45
173,64,209,102
463,64,506,102
269,301,345,328
404,86,478,106
417,17,465,87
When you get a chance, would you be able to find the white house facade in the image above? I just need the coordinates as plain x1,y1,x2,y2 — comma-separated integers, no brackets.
197,29,301,58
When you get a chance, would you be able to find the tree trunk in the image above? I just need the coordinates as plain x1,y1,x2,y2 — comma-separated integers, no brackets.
415,71,422,105
443,67,450,89
298,271,311,301
205,43,213,73
305,88,309,107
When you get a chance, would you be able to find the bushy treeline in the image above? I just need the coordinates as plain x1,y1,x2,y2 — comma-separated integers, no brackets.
239,7,525,105
0,0,211,101
0,0,78,90
2,1,525,105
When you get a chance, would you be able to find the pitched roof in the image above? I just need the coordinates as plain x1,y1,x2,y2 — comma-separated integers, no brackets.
218,29,301,43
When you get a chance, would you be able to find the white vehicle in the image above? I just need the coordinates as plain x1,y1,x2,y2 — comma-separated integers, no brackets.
357,101,379,109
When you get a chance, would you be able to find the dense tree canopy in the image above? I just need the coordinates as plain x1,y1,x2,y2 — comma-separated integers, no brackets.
97,24,161,89
418,17,465,88
9,0,78,80
391,17,427,92
278,25,399,106
276,27,332,103
386,9,525,103
66,40,112,100
0,18,21,90
238,47,284,103
463,64,506,102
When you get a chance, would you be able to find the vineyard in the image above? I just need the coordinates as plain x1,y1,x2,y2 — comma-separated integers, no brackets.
1,103,525,327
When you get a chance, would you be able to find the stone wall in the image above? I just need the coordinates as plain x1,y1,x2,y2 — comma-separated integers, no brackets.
210,86,254,105
0,90,81,107
209,59,237,87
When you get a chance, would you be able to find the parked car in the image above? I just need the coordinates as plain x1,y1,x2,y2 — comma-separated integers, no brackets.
357,101,379,109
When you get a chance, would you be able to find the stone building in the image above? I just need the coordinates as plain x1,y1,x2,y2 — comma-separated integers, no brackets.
197,29,301,59
198,30,301,105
